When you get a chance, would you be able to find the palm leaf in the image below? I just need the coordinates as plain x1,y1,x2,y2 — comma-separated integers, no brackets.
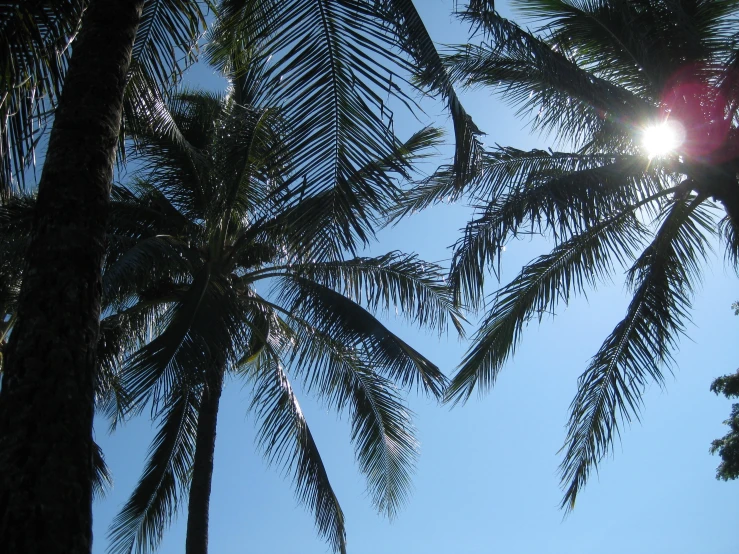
273,274,448,398
93,440,113,501
449,149,670,307
381,0,484,187
282,319,419,518
209,0,427,256
720,215,739,270
248,353,347,554
559,195,717,511
0,195,34,312
97,301,174,426
119,0,212,161
447,6,653,147
108,383,200,554
120,265,212,410
264,126,443,261
446,201,649,405
281,251,465,335
0,0,85,193
103,234,196,310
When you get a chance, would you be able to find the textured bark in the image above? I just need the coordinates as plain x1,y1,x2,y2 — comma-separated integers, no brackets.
0,2,144,553
186,368,225,554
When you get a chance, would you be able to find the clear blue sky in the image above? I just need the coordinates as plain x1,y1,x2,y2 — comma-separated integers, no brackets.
92,2,739,553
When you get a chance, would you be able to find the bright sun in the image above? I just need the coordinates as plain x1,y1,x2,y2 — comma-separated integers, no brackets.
642,120,686,157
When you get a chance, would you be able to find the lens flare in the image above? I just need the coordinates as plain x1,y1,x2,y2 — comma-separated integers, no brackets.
642,120,686,157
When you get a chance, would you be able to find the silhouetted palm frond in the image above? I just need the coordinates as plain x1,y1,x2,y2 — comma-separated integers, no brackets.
108,382,200,554
561,196,716,510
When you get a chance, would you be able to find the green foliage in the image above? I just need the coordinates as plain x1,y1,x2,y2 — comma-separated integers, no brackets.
433,0,739,511
710,304,739,481
205,0,481,258
710,371,739,481
101,81,459,554
2,3,477,553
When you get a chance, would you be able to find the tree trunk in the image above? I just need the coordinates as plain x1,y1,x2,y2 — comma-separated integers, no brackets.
0,2,144,553
186,367,226,554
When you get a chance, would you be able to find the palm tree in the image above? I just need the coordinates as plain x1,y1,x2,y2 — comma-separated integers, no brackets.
0,3,210,552
0,2,477,552
399,0,739,510
99,87,462,554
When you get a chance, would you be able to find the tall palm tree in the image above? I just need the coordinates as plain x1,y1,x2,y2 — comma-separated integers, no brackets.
0,3,209,552
402,0,739,510
99,88,461,554
0,2,477,552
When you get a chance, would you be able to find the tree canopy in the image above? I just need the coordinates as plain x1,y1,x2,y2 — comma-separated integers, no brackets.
412,0,739,510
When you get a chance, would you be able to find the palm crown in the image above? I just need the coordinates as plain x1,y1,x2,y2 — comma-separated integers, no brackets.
409,0,739,510
98,83,463,554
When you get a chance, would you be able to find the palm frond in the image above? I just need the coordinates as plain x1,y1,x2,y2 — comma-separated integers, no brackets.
93,440,113,501
512,0,680,98
720,215,739,271
106,183,204,276
122,272,256,419
97,301,174,426
446,202,648,405
108,383,200,554
129,0,209,100
209,103,287,228
449,149,670,307
447,7,653,147
119,0,212,160
469,147,666,205
389,164,463,220
281,320,418,518
0,0,85,193
282,251,465,335
273,274,448,398
103,234,196,310
248,354,347,554
261,126,444,261
124,92,228,220
559,195,717,511
120,265,212,410
381,0,483,187
209,0,420,255
0,195,34,312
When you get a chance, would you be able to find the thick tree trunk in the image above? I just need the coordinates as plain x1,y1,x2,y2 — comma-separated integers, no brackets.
186,367,226,554
0,2,144,553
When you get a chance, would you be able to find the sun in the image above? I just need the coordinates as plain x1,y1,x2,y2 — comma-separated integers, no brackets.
641,119,686,157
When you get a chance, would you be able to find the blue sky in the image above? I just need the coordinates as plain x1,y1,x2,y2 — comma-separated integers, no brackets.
92,2,739,553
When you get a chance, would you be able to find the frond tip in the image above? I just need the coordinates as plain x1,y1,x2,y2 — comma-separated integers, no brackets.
249,357,347,554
